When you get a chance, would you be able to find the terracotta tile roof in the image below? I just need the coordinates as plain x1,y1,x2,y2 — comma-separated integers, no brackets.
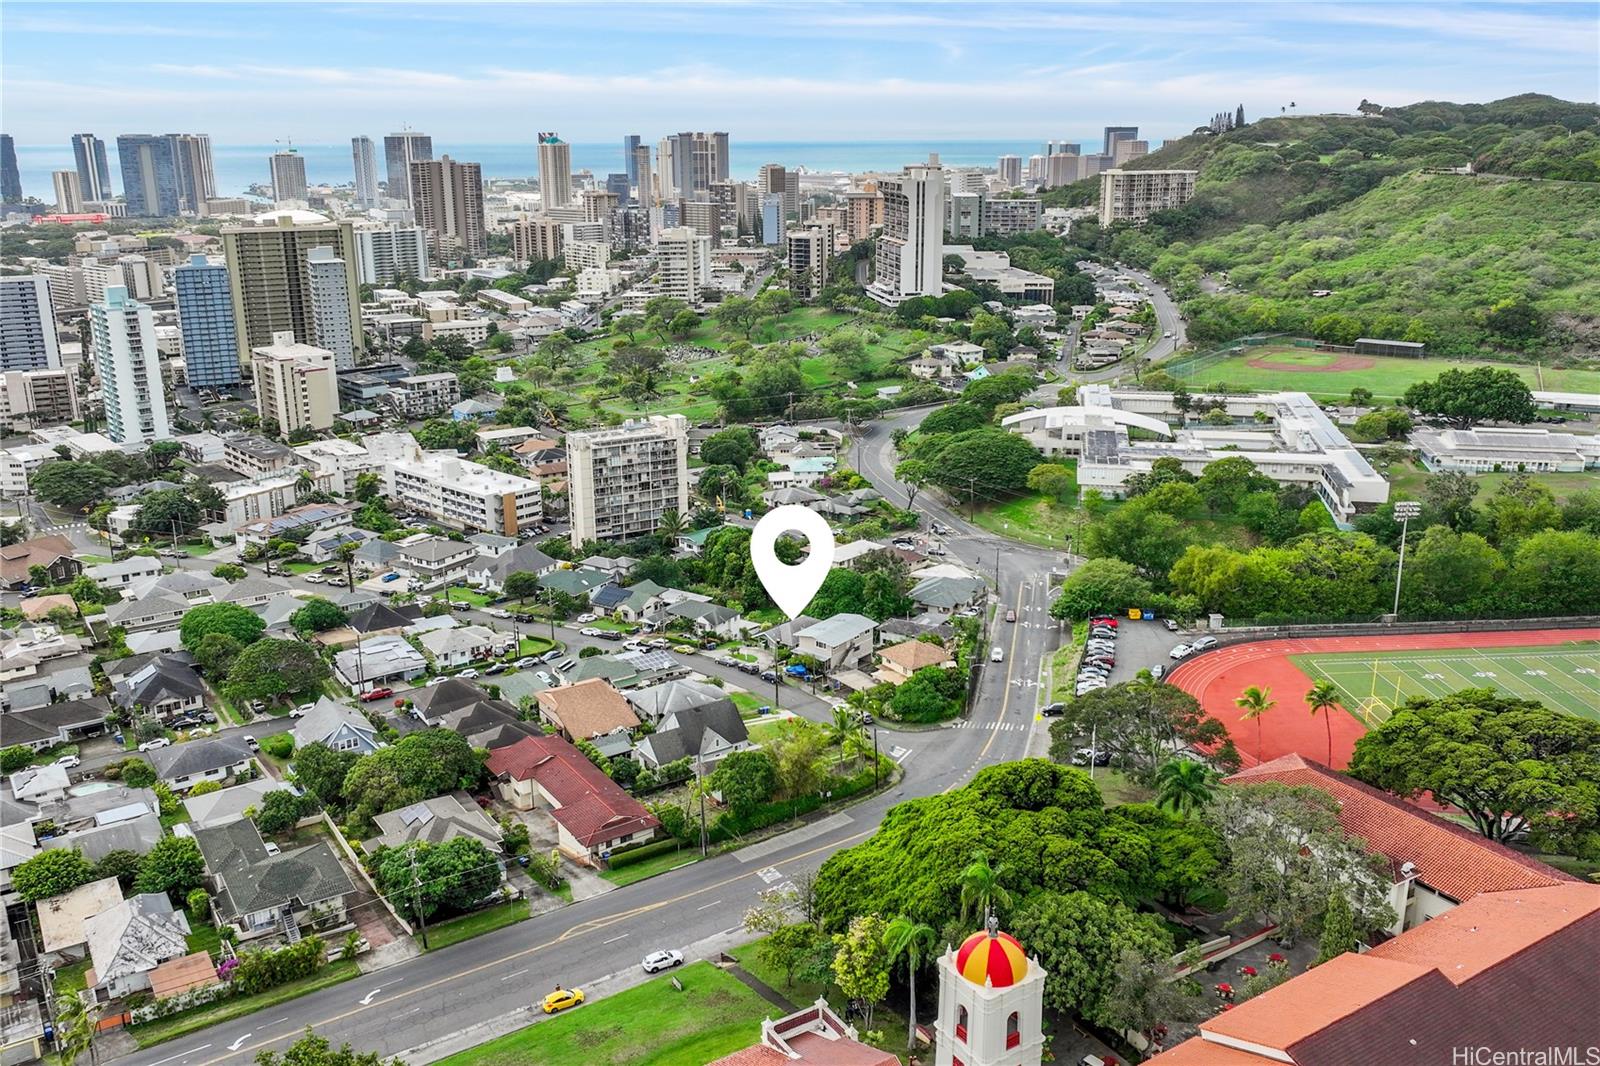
1224,754,1572,903
484,735,658,849
147,952,220,1000
536,678,640,740
1139,1039,1268,1065
1201,951,1435,1051
878,638,953,672
705,1048,787,1066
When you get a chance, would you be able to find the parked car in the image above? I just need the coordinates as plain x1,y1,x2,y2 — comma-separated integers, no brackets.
485,608,512,620
648,638,671,650
641,950,684,974
1074,747,1111,767
425,676,449,687
243,735,259,751
737,661,761,675
990,647,1005,663
1169,644,1193,660
1162,618,1179,632
541,988,585,1014
1041,702,1066,717
759,670,779,683
534,672,554,686
54,754,81,769
485,663,508,675
321,565,343,574
1089,616,1118,628
541,650,564,662
1149,664,1165,680
580,627,605,637
624,640,648,652
458,668,480,679
515,613,538,624
450,602,472,613
600,630,624,641
574,613,597,624
304,574,324,584
513,657,538,670
1190,636,1218,651
360,687,395,702
381,572,401,582
926,543,947,556
138,738,171,752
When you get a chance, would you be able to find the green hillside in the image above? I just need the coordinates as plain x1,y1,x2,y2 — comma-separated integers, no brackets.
1072,94,1600,357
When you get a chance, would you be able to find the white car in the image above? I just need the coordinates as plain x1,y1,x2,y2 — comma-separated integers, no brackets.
642,949,684,973
580,627,605,637
575,613,598,624
485,608,511,619
426,676,449,686
138,738,171,752
1163,330,1174,338
990,647,1005,663
55,754,81,769
457,668,481,679
1169,644,1194,660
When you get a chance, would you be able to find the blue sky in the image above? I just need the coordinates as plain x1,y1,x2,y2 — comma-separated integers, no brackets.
3,2,1596,144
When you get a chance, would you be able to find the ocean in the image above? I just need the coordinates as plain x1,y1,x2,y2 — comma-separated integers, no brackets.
12,138,1099,202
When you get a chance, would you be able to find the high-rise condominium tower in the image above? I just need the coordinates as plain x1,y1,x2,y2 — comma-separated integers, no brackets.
565,414,690,545
71,134,112,201
52,171,84,213
0,136,20,203
409,156,486,259
306,246,356,371
270,150,308,202
173,255,241,388
170,133,216,212
383,131,432,203
91,286,170,443
0,276,62,371
869,157,945,305
351,136,380,206
222,215,363,367
1102,126,1139,156
538,132,572,209
117,134,179,216
622,134,641,190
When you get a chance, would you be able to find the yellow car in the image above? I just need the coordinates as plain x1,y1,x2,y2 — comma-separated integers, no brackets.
540,987,585,1014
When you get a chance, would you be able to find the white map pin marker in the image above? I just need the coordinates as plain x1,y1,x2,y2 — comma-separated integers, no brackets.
750,505,836,620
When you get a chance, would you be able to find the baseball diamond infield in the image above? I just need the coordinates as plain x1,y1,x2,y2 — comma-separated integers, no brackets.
1166,629,1600,770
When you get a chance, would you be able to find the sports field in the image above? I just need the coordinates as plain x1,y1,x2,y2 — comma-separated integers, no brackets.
1292,643,1600,727
1171,345,1600,401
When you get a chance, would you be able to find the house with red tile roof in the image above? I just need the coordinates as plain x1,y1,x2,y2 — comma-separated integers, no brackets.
1225,753,1572,937
1148,882,1600,1066
484,734,658,864
707,1000,896,1066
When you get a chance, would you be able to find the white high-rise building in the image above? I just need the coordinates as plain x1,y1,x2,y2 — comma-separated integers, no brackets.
868,157,945,306
306,246,356,370
1098,169,1197,225
538,132,572,210
52,171,84,213
997,155,1022,189
566,414,689,546
385,455,542,536
269,150,308,202
90,286,169,443
0,276,62,371
351,136,380,207
353,224,432,284
785,221,835,301
251,331,339,437
653,227,710,305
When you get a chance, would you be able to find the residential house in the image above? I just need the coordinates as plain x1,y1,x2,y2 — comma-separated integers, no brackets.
674,526,722,557
351,538,401,574
0,535,81,590
634,700,751,771
0,625,85,683
485,735,660,864
761,486,825,509
291,697,383,755
466,541,557,594
598,579,669,623
564,649,685,689
0,698,109,753
361,792,504,857
537,566,614,600
83,556,164,591
110,656,206,721
233,503,356,551
394,535,478,590
766,457,835,490
9,764,70,805
6,663,93,710
929,340,985,365
430,696,540,752
126,570,227,605
18,593,76,621
183,779,298,830
909,574,987,616
333,634,427,692
660,599,748,640
145,737,255,791
759,615,821,652
343,601,421,638
407,677,495,725
510,438,567,478
192,819,356,941
625,679,730,726
536,679,640,742
795,614,878,671
579,555,638,579
833,540,889,568
36,877,125,958
41,812,162,863
876,615,955,644
103,594,190,633
82,892,191,1001
419,624,507,668
874,638,955,685
301,525,375,564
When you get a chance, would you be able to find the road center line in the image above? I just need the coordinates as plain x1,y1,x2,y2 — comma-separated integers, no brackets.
602,933,629,944
696,900,721,911
500,969,528,981
146,1045,211,1066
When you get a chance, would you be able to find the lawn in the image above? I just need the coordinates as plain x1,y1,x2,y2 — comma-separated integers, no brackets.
728,691,769,717
185,923,223,959
970,491,1080,549
600,848,701,888
1172,346,1600,402
129,960,360,1047
1387,460,1600,504
430,961,771,1066
746,719,791,745
424,900,531,951
516,635,559,657
1293,642,1600,726
437,586,494,608
51,959,91,996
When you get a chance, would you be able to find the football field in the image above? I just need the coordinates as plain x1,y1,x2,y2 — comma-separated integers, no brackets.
1291,642,1600,727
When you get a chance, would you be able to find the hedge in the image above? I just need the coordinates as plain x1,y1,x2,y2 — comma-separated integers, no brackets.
606,838,684,869
709,758,888,842
261,733,294,759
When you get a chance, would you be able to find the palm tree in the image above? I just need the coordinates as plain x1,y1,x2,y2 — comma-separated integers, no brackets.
656,508,686,541
824,705,859,748
1235,685,1276,764
1154,759,1216,816
54,993,96,1066
958,852,1012,922
1306,680,1342,766
842,727,874,773
883,915,936,1051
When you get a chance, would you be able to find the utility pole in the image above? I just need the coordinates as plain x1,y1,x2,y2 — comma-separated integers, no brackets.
696,761,709,857
872,728,880,789
409,845,430,949
1391,501,1422,619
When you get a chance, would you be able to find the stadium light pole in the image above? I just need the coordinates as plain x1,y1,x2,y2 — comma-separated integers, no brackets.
1391,501,1423,618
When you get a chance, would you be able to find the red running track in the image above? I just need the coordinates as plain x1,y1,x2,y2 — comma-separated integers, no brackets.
1166,629,1600,770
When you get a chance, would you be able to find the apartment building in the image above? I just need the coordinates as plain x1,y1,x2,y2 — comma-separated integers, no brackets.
390,372,460,418
222,216,364,367
997,155,1022,188
52,171,84,213
653,227,711,305
678,199,723,248
0,276,61,371
72,133,112,202
306,247,356,371
566,414,689,546
981,197,1043,236
250,332,340,437
538,133,573,210
269,150,308,202
757,163,798,221
292,438,381,496
223,434,301,478
869,158,945,306
382,131,432,204
173,255,240,388
353,224,431,284
1098,169,1197,226
844,185,883,242
511,216,563,263
785,221,836,301
90,287,170,444
0,369,79,432
116,134,179,216
350,136,379,207
386,455,542,536
410,155,486,259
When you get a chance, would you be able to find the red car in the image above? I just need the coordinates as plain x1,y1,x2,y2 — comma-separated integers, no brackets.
1089,616,1119,628
359,687,394,702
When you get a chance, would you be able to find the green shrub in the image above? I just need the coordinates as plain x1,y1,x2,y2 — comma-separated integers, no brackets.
261,733,294,759
606,838,682,868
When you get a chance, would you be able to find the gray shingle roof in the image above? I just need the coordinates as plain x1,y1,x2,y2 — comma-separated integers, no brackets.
636,702,748,766
146,737,254,780
193,820,354,919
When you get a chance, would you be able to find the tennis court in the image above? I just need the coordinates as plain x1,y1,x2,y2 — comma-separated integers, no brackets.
1291,643,1600,728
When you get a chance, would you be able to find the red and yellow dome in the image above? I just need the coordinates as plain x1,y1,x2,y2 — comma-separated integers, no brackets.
954,928,1028,988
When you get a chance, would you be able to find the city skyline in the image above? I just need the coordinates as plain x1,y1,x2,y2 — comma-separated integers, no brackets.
3,2,1594,144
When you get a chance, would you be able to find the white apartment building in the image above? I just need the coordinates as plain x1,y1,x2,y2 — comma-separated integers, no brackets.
389,372,460,418
351,136,380,207
306,247,356,370
785,222,835,301
90,286,170,444
385,454,542,536
537,133,573,210
0,368,79,431
944,246,1055,303
293,438,382,495
353,224,431,285
1003,386,1389,525
566,414,690,546
219,471,315,527
53,170,84,213
0,276,61,371
423,318,490,345
652,227,711,306
250,332,339,436
565,240,610,272
1098,169,1198,226
869,158,945,306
